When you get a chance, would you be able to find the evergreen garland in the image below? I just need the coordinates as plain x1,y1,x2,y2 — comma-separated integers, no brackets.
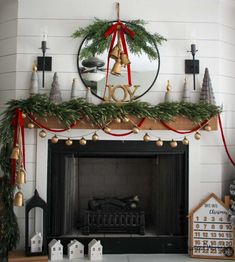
72,18,166,60
0,94,221,254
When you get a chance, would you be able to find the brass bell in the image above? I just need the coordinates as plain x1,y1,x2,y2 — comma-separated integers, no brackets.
16,168,26,185
109,44,120,60
111,59,122,76
120,52,131,67
10,144,20,160
14,191,24,207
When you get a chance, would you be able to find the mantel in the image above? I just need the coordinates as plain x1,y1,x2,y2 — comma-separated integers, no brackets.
25,116,218,131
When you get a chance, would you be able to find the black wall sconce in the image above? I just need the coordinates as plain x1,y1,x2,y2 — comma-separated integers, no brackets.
25,189,47,256
37,34,52,87
185,44,199,90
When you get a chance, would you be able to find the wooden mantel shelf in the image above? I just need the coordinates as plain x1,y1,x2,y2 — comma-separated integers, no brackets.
25,116,218,131
8,251,48,261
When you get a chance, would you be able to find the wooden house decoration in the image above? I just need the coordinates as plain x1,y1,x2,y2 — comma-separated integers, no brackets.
30,232,42,253
188,193,235,259
88,239,103,261
48,239,63,261
67,239,84,259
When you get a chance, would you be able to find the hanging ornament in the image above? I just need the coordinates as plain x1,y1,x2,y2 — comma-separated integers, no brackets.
194,132,201,140
132,127,140,134
14,191,24,207
51,135,59,144
122,116,130,123
120,52,131,67
111,58,122,76
92,132,99,141
170,139,178,148
27,122,35,129
114,117,121,123
39,130,47,138
156,138,163,147
10,144,20,160
182,136,189,145
109,40,121,60
143,133,150,142
65,138,73,146
104,126,111,133
204,124,211,131
22,113,27,119
79,137,87,146
16,168,26,185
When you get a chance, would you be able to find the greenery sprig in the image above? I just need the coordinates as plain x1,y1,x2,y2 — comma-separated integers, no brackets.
72,18,166,60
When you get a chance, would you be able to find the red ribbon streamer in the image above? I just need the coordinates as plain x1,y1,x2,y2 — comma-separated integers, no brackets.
11,109,25,185
104,118,145,136
159,119,209,134
103,21,135,97
28,114,80,132
218,113,235,166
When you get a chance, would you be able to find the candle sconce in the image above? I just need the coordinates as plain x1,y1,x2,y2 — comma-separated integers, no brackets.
185,44,199,90
37,34,52,88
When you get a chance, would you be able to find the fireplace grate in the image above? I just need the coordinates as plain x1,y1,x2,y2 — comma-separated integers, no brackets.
82,210,145,235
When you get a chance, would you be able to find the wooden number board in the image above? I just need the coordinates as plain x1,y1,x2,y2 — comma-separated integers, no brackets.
189,193,235,259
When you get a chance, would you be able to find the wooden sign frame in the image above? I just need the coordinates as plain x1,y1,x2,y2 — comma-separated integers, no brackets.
188,193,235,260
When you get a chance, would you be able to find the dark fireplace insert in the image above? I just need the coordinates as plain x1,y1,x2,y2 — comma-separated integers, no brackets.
47,140,188,254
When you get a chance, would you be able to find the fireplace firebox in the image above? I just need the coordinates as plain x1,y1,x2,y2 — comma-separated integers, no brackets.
47,140,188,254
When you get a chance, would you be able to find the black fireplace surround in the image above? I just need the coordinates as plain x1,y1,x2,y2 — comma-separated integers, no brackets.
47,140,188,254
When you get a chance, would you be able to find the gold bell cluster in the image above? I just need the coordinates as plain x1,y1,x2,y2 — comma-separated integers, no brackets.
109,28,131,76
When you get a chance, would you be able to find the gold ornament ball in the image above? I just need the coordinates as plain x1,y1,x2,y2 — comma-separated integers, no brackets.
182,136,189,145
39,129,47,138
92,132,99,141
104,126,111,133
65,138,73,146
27,122,34,129
132,127,140,134
122,117,130,123
114,117,121,123
79,137,87,146
204,124,212,131
194,132,201,140
156,138,163,147
51,135,59,144
170,139,178,148
22,113,27,119
143,133,150,142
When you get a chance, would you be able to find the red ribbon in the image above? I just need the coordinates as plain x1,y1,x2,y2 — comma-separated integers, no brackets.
28,113,80,132
11,109,25,185
159,119,209,134
103,118,145,136
103,21,135,96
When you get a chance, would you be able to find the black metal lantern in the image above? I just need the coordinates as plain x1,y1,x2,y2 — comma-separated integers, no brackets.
25,189,47,256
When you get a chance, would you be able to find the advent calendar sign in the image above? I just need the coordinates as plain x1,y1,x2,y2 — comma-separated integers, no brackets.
189,193,235,259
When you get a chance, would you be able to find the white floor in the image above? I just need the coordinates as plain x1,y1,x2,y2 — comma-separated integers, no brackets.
49,254,228,261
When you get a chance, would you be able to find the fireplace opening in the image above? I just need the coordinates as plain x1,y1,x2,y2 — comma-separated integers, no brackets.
47,140,188,253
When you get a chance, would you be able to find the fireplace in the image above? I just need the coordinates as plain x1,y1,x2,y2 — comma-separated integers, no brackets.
47,140,188,254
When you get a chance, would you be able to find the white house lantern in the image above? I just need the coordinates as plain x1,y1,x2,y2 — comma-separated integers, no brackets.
88,239,103,261
48,239,63,261
67,239,84,259
30,232,42,253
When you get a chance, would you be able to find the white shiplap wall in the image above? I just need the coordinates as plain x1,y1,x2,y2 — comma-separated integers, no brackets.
0,0,18,110
0,0,234,249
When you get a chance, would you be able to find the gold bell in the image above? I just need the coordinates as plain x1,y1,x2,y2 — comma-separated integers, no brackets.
16,169,26,185
109,44,120,60
120,52,131,67
111,59,122,76
10,145,20,160
14,191,24,207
